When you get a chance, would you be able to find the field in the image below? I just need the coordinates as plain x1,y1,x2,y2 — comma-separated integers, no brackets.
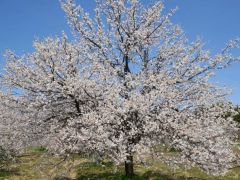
0,146,240,180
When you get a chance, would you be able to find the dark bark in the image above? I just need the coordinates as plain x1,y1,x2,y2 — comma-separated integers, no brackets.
124,55,130,74
125,155,134,177
74,99,81,114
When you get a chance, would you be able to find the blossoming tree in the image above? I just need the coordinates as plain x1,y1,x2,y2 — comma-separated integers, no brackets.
1,0,240,176
0,92,48,153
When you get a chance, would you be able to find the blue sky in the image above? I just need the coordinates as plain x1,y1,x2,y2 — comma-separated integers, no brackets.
0,0,240,104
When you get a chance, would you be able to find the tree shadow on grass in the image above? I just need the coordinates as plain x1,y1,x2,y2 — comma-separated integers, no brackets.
0,168,20,178
75,161,204,180
76,169,204,180
76,171,183,180
76,161,144,180
77,173,145,180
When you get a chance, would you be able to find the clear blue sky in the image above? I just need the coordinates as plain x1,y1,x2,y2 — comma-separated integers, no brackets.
0,0,240,104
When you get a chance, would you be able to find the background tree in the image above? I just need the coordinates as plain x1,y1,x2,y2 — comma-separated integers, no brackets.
233,106,240,124
0,91,50,162
1,0,240,176
0,93,34,168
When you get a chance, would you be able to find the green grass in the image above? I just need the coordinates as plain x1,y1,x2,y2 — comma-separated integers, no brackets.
26,146,48,153
0,146,240,180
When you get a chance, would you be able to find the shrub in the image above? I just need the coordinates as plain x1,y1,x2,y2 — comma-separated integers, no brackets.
0,146,15,169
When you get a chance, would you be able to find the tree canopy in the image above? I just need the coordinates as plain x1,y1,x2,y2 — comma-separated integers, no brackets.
0,0,239,176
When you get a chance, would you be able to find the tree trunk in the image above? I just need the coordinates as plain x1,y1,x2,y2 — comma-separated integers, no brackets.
125,155,134,177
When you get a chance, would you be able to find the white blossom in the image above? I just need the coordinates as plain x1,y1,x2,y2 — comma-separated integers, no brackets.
0,0,239,176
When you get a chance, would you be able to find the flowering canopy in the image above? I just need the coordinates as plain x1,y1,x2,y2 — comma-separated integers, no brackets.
1,0,239,175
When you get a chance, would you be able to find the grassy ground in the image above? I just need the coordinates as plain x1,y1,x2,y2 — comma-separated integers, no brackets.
0,146,240,180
